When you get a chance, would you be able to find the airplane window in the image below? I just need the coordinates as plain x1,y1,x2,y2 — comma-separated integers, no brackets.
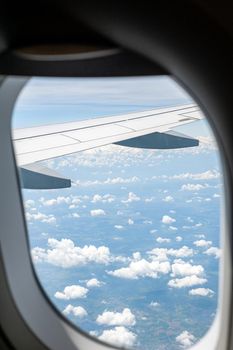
11,76,222,350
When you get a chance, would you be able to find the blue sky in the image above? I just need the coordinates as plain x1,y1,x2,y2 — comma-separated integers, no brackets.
12,76,222,350
12,76,211,138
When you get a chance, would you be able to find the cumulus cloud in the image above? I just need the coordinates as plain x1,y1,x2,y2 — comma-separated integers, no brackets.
193,239,212,247
150,301,160,307
204,246,221,258
132,252,141,260
26,211,56,224
189,288,214,297
86,278,103,288
81,176,140,187
181,184,206,191
195,234,205,239
150,229,157,234
55,285,88,299
25,199,35,209
31,238,111,267
40,196,71,206
163,195,174,202
98,326,137,348
168,275,207,288
104,176,139,185
145,197,154,203
96,308,136,326
152,169,220,182
122,192,140,203
63,304,87,317
176,330,196,348
91,194,115,203
176,236,183,242
169,226,178,231
128,218,134,225
156,237,171,243
172,170,220,181
108,259,171,279
149,246,194,260
90,209,106,217
161,215,176,225
114,225,124,230
143,220,152,225
171,260,204,277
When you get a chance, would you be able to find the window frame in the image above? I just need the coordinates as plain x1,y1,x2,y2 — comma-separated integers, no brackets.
0,74,231,350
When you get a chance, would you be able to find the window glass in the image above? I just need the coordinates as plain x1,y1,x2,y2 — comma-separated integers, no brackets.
12,76,222,350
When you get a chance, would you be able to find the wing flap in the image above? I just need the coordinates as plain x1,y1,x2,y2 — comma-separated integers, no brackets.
19,164,71,189
115,131,199,149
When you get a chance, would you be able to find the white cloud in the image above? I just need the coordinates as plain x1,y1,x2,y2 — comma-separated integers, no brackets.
176,330,196,348
40,196,71,206
172,170,220,181
161,215,176,224
168,246,194,258
150,301,160,307
181,184,206,191
189,288,214,297
26,211,56,224
193,239,212,247
149,246,194,260
204,246,221,258
31,238,111,268
91,194,115,203
86,278,103,288
96,308,136,326
63,304,87,317
152,169,220,182
55,285,88,299
89,330,98,337
114,225,124,230
176,236,183,242
171,260,204,277
90,209,106,217
122,192,140,203
104,176,139,185
76,175,140,187
132,252,141,260
169,226,178,231
128,218,134,225
25,199,35,209
143,220,152,225
156,237,171,243
108,259,170,279
145,197,154,202
98,326,137,348
72,213,80,219
168,275,207,288
91,194,102,203
150,229,157,234
163,195,174,202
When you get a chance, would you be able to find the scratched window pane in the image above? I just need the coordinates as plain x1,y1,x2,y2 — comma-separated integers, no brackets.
12,76,222,350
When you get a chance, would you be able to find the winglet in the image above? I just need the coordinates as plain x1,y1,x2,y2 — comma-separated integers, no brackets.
19,164,71,189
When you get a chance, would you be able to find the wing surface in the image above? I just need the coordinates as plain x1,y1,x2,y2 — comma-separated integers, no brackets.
13,103,203,167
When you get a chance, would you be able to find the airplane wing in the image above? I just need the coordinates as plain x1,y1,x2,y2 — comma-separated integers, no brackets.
12,103,203,189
